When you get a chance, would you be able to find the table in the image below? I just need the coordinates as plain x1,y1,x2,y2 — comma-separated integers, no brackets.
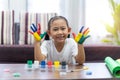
0,63,117,79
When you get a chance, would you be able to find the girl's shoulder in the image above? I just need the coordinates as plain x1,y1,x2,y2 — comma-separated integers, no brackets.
66,38,75,41
42,40,52,44
66,38,76,44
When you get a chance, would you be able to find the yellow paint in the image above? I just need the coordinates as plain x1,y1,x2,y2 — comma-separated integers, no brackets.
33,32,41,41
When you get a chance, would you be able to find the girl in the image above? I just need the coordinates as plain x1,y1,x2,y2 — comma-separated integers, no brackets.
34,16,85,65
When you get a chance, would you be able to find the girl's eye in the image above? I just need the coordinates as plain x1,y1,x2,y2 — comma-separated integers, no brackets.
53,28,58,31
61,28,66,30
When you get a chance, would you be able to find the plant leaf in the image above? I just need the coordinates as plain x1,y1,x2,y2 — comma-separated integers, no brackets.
104,23,116,35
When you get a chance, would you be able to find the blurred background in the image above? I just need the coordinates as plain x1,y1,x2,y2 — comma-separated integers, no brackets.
0,0,120,45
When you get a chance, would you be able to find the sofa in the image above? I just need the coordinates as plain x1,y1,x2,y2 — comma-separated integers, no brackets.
0,44,119,63
0,45,34,63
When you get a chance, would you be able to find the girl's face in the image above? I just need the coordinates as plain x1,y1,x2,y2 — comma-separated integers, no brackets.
48,19,71,43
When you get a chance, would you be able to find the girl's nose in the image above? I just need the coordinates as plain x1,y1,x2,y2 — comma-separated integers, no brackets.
58,30,63,34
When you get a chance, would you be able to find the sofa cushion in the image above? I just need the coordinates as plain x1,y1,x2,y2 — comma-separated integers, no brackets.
84,45,120,62
0,45,34,63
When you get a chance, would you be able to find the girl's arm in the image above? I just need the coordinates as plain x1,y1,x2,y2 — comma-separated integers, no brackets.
34,40,46,62
75,44,85,65
29,23,47,62
72,26,90,65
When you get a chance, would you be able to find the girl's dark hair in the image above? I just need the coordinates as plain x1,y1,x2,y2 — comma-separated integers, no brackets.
48,16,69,30
44,16,70,40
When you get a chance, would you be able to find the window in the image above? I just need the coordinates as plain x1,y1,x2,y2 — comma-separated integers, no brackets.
85,0,114,44
27,0,60,13
0,0,8,11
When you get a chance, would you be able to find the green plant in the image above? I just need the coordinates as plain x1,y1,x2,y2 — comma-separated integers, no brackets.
102,0,120,45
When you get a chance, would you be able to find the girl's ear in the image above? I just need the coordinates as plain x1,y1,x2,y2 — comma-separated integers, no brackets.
68,27,71,34
47,30,50,36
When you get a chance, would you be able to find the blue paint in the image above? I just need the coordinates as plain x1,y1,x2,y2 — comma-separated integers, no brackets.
40,60,46,68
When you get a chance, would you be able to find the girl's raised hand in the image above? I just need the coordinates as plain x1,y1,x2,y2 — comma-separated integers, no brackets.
72,26,90,44
29,23,46,41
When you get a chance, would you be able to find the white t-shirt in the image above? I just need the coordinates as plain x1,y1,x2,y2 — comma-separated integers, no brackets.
40,38,78,64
